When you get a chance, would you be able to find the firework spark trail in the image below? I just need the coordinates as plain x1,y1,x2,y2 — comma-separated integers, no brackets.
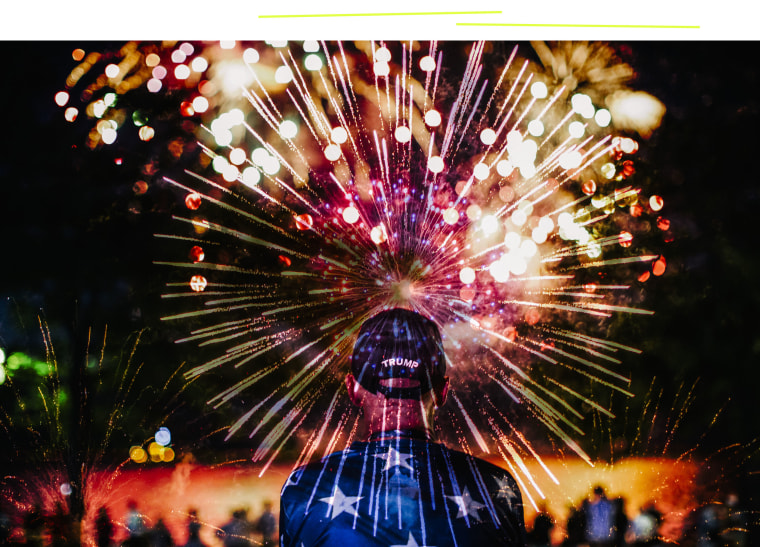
157,41,668,497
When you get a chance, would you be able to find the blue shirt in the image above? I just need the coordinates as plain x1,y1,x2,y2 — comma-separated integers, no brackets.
280,432,527,546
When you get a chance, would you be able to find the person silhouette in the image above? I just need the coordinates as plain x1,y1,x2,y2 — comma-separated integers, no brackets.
280,308,527,546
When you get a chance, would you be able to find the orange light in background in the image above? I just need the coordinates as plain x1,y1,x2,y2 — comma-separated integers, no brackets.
653,256,667,276
145,53,161,67
192,218,210,235
148,441,163,457
72,48,85,62
455,180,471,196
133,181,148,195
129,446,147,464
649,195,664,211
511,457,699,545
525,308,541,325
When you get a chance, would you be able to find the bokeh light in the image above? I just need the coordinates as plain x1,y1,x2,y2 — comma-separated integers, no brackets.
129,446,148,463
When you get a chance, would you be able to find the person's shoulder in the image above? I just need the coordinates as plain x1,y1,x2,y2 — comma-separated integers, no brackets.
281,443,366,492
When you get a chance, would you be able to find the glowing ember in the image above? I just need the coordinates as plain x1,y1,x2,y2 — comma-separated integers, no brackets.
185,193,202,210
189,275,207,292
293,214,313,231
189,245,205,263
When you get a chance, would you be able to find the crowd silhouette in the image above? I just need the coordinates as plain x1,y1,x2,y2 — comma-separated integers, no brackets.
0,500,279,547
0,487,751,546
524,486,750,547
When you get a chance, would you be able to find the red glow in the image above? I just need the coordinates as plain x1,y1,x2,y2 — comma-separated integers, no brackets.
657,217,671,231
638,271,651,283
180,101,195,117
619,231,633,248
630,203,644,217
133,181,148,195
294,214,313,231
581,180,597,195
512,457,700,546
653,256,667,276
189,246,205,263
525,308,541,325
278,255,292,267
539,340,554,351
185,193,202,210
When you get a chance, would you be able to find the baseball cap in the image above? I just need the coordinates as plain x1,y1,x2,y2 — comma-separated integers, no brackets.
350,308,446,399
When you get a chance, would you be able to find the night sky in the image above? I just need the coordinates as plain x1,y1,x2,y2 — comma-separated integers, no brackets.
1,41,758,504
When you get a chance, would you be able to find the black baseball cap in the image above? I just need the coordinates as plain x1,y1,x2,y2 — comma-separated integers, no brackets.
350,308,446,399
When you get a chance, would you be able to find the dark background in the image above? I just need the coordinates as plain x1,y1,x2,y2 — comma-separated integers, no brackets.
0,41,758,516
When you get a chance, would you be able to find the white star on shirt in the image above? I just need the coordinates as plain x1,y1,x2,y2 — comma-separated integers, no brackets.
375,446,414,472
390,532,435,547
319,486,363,519
493,475,519,509
446,487,486,520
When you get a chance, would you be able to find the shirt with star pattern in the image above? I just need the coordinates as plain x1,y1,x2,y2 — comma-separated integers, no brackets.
279,434,527,547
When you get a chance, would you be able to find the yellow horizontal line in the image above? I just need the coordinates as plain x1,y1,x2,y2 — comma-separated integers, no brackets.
457,22,699,28
259,10,502,18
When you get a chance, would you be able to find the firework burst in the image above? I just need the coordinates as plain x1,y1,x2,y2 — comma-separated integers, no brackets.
156,41,668,498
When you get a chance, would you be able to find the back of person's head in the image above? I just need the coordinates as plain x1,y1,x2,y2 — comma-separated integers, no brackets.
350,308,446,401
